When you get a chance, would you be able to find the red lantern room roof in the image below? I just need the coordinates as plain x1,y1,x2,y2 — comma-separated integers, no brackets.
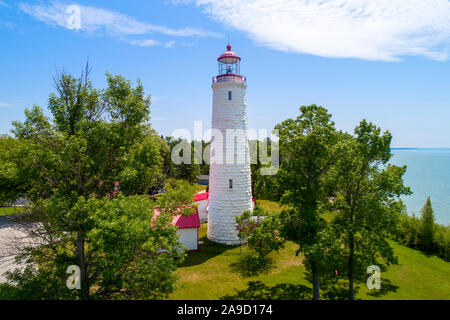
218,44,241,62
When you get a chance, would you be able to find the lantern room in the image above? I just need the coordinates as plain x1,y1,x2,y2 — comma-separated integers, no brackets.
213,45,246,84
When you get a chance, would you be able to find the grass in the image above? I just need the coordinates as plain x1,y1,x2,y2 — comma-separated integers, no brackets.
169,223,307,300
256,199,336,222
256,199,285,213
357,241,450,299
169,200,450,300
0,206,25,217
193,183,207,193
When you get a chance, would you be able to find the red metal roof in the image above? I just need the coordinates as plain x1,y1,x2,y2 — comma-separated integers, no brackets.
218,44,241,62
194,192,209,201
152,208,200,229
172,207,200,229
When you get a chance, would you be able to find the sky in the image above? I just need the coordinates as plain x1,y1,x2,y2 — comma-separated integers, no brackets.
1,0,450,147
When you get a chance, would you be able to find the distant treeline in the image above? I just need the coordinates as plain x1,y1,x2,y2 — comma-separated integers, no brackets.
162,137,278,195
393,198,450,261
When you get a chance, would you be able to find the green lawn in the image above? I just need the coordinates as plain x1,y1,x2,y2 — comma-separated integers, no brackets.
256,199,336,223
170,223,308,300
0,206,25,217
193,183,207,193
256,199,286,213
169,201,450,300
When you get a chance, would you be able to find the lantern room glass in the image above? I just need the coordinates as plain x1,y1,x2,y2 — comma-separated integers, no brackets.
218,59,240,76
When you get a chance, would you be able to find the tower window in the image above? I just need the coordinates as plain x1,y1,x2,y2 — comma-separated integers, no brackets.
228,91,232,100
229,179,233,189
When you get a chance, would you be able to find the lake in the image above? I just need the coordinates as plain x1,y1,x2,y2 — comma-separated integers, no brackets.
390,148,450,226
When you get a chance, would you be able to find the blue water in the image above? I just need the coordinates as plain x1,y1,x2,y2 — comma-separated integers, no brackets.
390,148,450,226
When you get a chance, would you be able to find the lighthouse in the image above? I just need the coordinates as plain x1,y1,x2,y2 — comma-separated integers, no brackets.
207,45,253,245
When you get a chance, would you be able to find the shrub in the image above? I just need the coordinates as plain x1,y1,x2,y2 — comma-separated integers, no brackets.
394,199,449,261
234,206,286,275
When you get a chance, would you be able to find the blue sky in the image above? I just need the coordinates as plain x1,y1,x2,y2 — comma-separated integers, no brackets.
1,0,450,147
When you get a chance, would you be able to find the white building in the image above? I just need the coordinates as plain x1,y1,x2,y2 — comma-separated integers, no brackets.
172,212,200,251
155,209,200,252
207,45,253,245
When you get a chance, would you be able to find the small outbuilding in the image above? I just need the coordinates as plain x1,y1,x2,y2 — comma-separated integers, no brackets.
154,207,200,252
172,209,200,251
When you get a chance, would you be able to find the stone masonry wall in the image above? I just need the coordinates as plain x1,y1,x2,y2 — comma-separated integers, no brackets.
207,81,253,245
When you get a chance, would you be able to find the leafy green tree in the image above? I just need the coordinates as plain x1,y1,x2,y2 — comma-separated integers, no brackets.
419,197,435,252
249,139,263,196
3,67,188,299
396,207,449,261
330,120,411,299
118,135,165,195
175,160,201,184
275,105,338,300
164,137,200,184
250,138,282,201
407,213,421,248
395,204,421,249
434,224,450,261
5,183,195,299
236,207,285,274
0,135,24,205
197,140,210,176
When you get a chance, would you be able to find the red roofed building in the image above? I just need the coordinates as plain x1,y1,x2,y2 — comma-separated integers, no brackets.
193,192,209,202
172,208,200,251
154,207,200,252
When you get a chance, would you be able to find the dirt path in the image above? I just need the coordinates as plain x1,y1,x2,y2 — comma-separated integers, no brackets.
0,216,31,283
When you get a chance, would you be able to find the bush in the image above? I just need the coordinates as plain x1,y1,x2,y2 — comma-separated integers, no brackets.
396,212,421,249
234,207,286,276
394,199,449,261
434,224,450,261
232,252,273,277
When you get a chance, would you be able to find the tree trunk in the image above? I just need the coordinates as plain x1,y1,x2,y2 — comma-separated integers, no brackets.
76,231,89,300
312,263,320,300
348,234,354,300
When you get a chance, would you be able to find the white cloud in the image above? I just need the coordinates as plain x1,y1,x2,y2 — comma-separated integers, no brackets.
129,39,177,48
164,40,176,48
0,102,10,107
129,39,161,47
19,2,220,43
184,0,450,61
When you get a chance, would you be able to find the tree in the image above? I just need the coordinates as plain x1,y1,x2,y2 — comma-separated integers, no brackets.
330,120,411,299
419,197,435,252
0,135,24,205
250,138,283,201
3,67,188,299
274,105,338,300
197,140,210,176
5,182,195,299
164,137,200,184
434,224,450,261
236,207,285,274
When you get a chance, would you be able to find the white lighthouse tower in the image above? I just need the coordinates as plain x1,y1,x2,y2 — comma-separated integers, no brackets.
207,45,253,245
